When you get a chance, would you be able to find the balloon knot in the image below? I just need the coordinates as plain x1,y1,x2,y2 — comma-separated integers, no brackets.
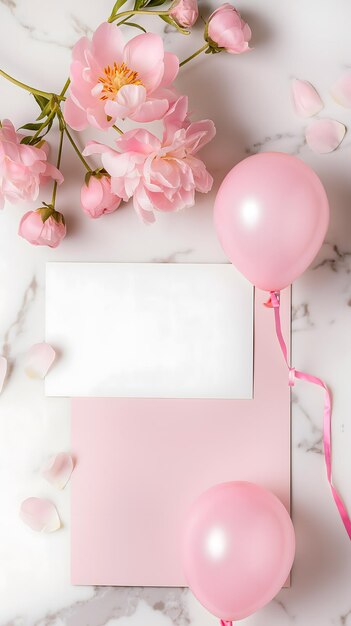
269,291,280,308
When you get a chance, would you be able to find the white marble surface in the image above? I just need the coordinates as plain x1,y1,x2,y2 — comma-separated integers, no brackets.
0,0,351,624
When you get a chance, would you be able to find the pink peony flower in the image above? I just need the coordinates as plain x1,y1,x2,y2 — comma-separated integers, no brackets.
169,0,199,28
83,96,215,223
81,174,121,218
207,3,252,54
0,119,63,210
64,22,179,131
19,208,66,248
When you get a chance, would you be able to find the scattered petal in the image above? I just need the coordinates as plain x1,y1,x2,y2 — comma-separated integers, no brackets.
291,79,323,117
305,119,346,154
0,356,7,393
24,342,56,379
20,497,61,532
42,452,74,490
331,73,351,108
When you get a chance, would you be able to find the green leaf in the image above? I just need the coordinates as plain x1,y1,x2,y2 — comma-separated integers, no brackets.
122,21,147,32
159,14,190,34
33,93,50,111
134,0,147,9
36,102,52,121
146,0,167,6
37,206,54,222
20,136,33,145
19,116,53,146
19,122,43,131
84,171,93,186
110,0,128,15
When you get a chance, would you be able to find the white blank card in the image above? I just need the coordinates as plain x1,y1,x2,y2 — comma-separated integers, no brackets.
45,263,253,399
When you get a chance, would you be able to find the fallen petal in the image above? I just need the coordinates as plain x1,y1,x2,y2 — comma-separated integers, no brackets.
0,356,7,393
291,79,323,117
331,73,351,107
24,342,56,379
305,119,346,154
20,497,61,532
42,452,74,490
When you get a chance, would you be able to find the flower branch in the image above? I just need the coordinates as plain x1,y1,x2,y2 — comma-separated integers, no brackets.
0,0,252,247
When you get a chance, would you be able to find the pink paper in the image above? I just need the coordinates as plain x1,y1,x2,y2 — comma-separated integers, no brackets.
71,288,291,587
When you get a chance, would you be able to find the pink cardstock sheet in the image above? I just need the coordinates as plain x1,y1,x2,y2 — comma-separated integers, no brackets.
71,287,291,587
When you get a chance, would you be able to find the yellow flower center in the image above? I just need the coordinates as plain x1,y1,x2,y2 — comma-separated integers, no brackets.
98,62,143,101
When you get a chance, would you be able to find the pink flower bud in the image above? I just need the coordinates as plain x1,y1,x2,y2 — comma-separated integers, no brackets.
169,0,198,28
18,208,66,248
207,3,252,54
80,174,121,219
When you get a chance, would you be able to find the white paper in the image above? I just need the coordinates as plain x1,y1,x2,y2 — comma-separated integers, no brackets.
45,263,253,399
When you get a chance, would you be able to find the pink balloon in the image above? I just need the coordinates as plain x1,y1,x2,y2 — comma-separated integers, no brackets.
214,152,329,291
182,482,295,622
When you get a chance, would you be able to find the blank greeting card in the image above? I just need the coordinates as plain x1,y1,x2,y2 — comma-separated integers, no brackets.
45,263,290,587
45,263,253,399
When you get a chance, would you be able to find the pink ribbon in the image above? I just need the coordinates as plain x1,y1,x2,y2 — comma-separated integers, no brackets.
220,622,233,626
269,291,351,540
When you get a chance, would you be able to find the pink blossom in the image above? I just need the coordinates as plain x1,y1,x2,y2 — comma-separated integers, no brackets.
0,119,63,210
207,3,252,54
64,22,179,131
18,208,66,248
83,96,215,223
169,0,198,28
81,174,121,218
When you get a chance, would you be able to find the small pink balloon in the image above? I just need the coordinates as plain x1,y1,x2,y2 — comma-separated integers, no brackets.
214,152,329,291
182,482,295,622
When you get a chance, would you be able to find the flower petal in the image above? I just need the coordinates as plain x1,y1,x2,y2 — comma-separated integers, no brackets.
184,119,217,154
20,497,61,532
105,84,146,120
83,141,111,157
123,32,164,82
24,342,56,379
64,97,88,131
42,452,74,490
91,22,124,69
331,73,351,108
161,52,179,87
130,97,169,123
291,79,323,117
0,356,7,394
305,119,346,154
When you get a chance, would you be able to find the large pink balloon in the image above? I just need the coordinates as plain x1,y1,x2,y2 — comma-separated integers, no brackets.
214,152,329,291
182,482,295,622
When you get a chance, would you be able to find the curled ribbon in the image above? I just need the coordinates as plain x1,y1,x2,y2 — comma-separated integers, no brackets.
220,622,233,626
269,290,351,540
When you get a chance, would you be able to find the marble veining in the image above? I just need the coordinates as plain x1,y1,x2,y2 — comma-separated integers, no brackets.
0,0,351,625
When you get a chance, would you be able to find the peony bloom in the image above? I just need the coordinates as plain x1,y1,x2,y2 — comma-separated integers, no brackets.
19,208,66,248
169,0,199,28
207,3,252,54
0,119,63,210
83,96,215,223
81,173,121,218
64,22,179,131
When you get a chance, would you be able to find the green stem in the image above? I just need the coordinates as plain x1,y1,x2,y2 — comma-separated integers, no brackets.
116,15,134,26
179,44,209,67
108,9,169,22
51,127,64,208
0,68,59,99
60,118,92,172
112,124,123,135
60,78,70,98
31,110,56,142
